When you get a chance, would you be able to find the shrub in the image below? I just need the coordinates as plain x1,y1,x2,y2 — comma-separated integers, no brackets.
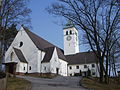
0,72,6,79
74,73,80,76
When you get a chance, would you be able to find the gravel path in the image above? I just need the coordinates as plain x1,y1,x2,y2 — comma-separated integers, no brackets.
17,75,87,90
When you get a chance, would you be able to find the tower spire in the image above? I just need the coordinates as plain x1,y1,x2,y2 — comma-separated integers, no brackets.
63,20,75,29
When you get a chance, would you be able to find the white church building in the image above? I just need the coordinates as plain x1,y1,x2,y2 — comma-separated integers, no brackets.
4,21,99,77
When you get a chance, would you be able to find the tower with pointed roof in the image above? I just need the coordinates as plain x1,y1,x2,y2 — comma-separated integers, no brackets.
63,20,79,55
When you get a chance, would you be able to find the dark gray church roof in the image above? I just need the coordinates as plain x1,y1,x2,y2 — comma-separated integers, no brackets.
56,47,66,60
65,51,97,65
42,47,55,63
42,47,66,63
23,27,66,62
24,27,54,51
13,48,28,63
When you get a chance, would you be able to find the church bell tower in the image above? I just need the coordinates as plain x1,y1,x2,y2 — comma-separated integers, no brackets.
63,20,79,55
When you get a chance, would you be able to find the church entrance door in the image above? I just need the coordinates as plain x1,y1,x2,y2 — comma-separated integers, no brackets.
4,62,17,74
8,64,14,74
56,68,59,75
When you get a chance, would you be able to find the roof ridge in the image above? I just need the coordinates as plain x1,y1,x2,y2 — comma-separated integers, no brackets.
22,27,59,51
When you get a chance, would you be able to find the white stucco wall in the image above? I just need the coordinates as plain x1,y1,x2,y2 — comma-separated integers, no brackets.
17,62,28,73
41,63,50,73
50,47,68,76
50,47,61,74
37,50,45,73
5,27,41,73
4,48,28,73
68,63,99,77
41,47,68,76
59,59,68,76
5,49,18,63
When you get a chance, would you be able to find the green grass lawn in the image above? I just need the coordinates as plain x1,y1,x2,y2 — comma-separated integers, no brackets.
7,77,31,90
82,77,120,90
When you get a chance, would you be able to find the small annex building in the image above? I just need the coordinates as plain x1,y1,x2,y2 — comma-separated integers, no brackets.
4,21,99,77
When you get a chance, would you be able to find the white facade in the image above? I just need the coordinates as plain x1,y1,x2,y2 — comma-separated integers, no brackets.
5,27,40,73
63,27,79,55
41,47,67,76
5,27,68,76
5,47,28,73
68,63,99,77
63,22,99,77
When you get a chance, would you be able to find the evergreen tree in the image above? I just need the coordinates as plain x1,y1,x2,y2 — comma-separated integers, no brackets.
4,24,18,50
0,24,18,64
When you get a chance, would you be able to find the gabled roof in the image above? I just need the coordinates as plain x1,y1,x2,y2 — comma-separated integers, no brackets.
42,47,66,63
13,48,27,63
41,47,55,63
56,47,66,60
65,51,97,65
24,27,54,51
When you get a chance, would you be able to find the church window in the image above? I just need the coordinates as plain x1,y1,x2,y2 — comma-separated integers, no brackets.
70,30,72,34
24,67,25,70
29,66,31,70
10,52,14,61
19,41,23,47
69,66,72,69
92,72,95,75
66,31,68,35
44,67,46,70
92,64,95,68
76,66,79,69
75,32,77,36
84,65,87,68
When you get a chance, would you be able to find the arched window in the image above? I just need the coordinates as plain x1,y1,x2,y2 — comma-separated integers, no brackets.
66,31,68,35
75,32,77,36
70,30,72,34
11,52,14,61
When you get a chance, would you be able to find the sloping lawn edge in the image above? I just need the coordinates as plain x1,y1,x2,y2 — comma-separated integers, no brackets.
7,77,31,90
81,77,120,90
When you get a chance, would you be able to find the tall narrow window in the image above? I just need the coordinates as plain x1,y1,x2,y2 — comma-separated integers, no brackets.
70,30,72,34
84,65,87,68
92,64,95,68
29,66,31,70
24,67,25,70
10,52,14,61
76,66,79,69
66,31,68,35
44,67,46,70
75,32,77,36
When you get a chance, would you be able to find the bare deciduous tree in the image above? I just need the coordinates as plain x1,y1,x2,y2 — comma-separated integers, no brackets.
0,0,31,65
47,0,120,83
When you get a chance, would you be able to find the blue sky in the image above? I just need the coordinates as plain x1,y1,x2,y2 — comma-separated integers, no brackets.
28,0,88,52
